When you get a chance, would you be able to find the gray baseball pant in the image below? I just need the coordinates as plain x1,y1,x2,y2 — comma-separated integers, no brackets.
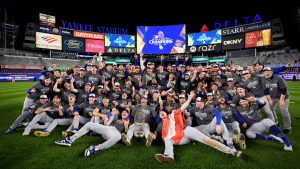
23,112,53,135
70,122,121,151
270,98,291,130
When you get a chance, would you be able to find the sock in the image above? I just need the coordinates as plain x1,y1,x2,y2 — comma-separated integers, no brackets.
255,134,268,140
43,129,49,133
269,125,291,146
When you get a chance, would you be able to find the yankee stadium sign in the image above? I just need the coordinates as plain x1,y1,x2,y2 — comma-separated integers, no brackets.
61,20,129,34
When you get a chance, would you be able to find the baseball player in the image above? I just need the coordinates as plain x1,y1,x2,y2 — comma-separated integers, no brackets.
33,93,78,137
121,96,157,147
4,95,48,134
240,70,275,122
22,95,64,136
236,96,293,151
155,92,241,163
262,67,292,134
55,109,130,157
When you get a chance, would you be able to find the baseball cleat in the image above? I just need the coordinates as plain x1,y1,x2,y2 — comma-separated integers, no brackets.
232,129,239,144
34,130,50,137
121,133,131,146
239,134,247,149
233,150,242,157
146,134,153,147
84,146,97,157
284,144,293,151
155,154,174,163
55,137,72,147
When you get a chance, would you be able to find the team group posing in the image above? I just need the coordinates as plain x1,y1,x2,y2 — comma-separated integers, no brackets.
4,54,293,163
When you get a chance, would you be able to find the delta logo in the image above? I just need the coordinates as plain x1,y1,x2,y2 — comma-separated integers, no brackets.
149,31,173,50
41,36,57,43
197,33,212,44
113,36,127,46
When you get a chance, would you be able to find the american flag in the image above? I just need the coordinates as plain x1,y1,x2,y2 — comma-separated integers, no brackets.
41,36,57,43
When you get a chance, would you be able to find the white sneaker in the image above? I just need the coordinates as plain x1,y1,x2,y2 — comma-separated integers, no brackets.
284,144,293,151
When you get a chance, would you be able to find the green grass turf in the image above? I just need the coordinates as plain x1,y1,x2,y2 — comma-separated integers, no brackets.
0,82,299,169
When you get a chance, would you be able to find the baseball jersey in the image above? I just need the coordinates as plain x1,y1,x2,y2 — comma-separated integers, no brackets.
262,75,289,99
236,104,263,127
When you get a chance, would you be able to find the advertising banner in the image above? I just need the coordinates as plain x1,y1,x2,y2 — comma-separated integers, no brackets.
85,39,104,53
105,47,136,54
1,65,44,69
74,31,104,40
105,34,135,47
36,25,61,34
222,34,245,50
61,28,73,36
62,36,85,52
0,74,42,82
245,21,271,32
137,24,186,54
188,44,221,53
278,72,300,80
221,26,245,36
245,29,272,48
36,32,62,50
188,29,221,46
39,13,56,27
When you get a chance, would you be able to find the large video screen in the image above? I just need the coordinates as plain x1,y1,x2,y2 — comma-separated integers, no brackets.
62,36,85,52
36,32,62,50
245,29,272,48
39,13,56,27
188,29,221,46
85,39,104,53
137,24,186,54
222,33,245,50
105,34,135,47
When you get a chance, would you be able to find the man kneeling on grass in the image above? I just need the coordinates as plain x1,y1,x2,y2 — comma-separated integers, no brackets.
155,91,242,163
55,108,131,157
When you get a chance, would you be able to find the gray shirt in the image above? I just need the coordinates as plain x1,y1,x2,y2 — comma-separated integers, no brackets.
262,75,289,99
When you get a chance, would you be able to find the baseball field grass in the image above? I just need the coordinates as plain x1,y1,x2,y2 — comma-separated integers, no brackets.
0,82,299,169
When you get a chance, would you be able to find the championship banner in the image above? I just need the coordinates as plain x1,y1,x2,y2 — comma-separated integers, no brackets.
85,39,105,53
137,24,186,54
188,29,221,46
36,32,62,50
245,29,272,48
105,34,135,47
39,13,56,27
62,36,85,52
74,31,104,40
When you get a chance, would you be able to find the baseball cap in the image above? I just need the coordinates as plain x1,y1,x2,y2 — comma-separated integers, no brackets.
179,94,186,99
40,95,48,99
113,63,117,66
181,64,186,67
227,78,234,82
135,65,140,69
238,67,244,71
185,72,191,76
114,82,120,86
263,67,272,71
207,93,213,96
181,90,186,93
80,68,86,71
242,70,250,75
172,64,176,67
153,90,159,94
89,93,96,98
196,97,205,102
85,82,92,86
207,65,211,69
97,85,104,89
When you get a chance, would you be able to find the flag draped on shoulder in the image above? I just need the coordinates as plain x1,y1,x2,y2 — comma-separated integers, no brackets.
162,109,187,144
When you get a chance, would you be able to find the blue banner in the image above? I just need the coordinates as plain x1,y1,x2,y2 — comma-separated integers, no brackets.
137,24,186,54
0,74,42,82
188,29,221,46
105,34,135,47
